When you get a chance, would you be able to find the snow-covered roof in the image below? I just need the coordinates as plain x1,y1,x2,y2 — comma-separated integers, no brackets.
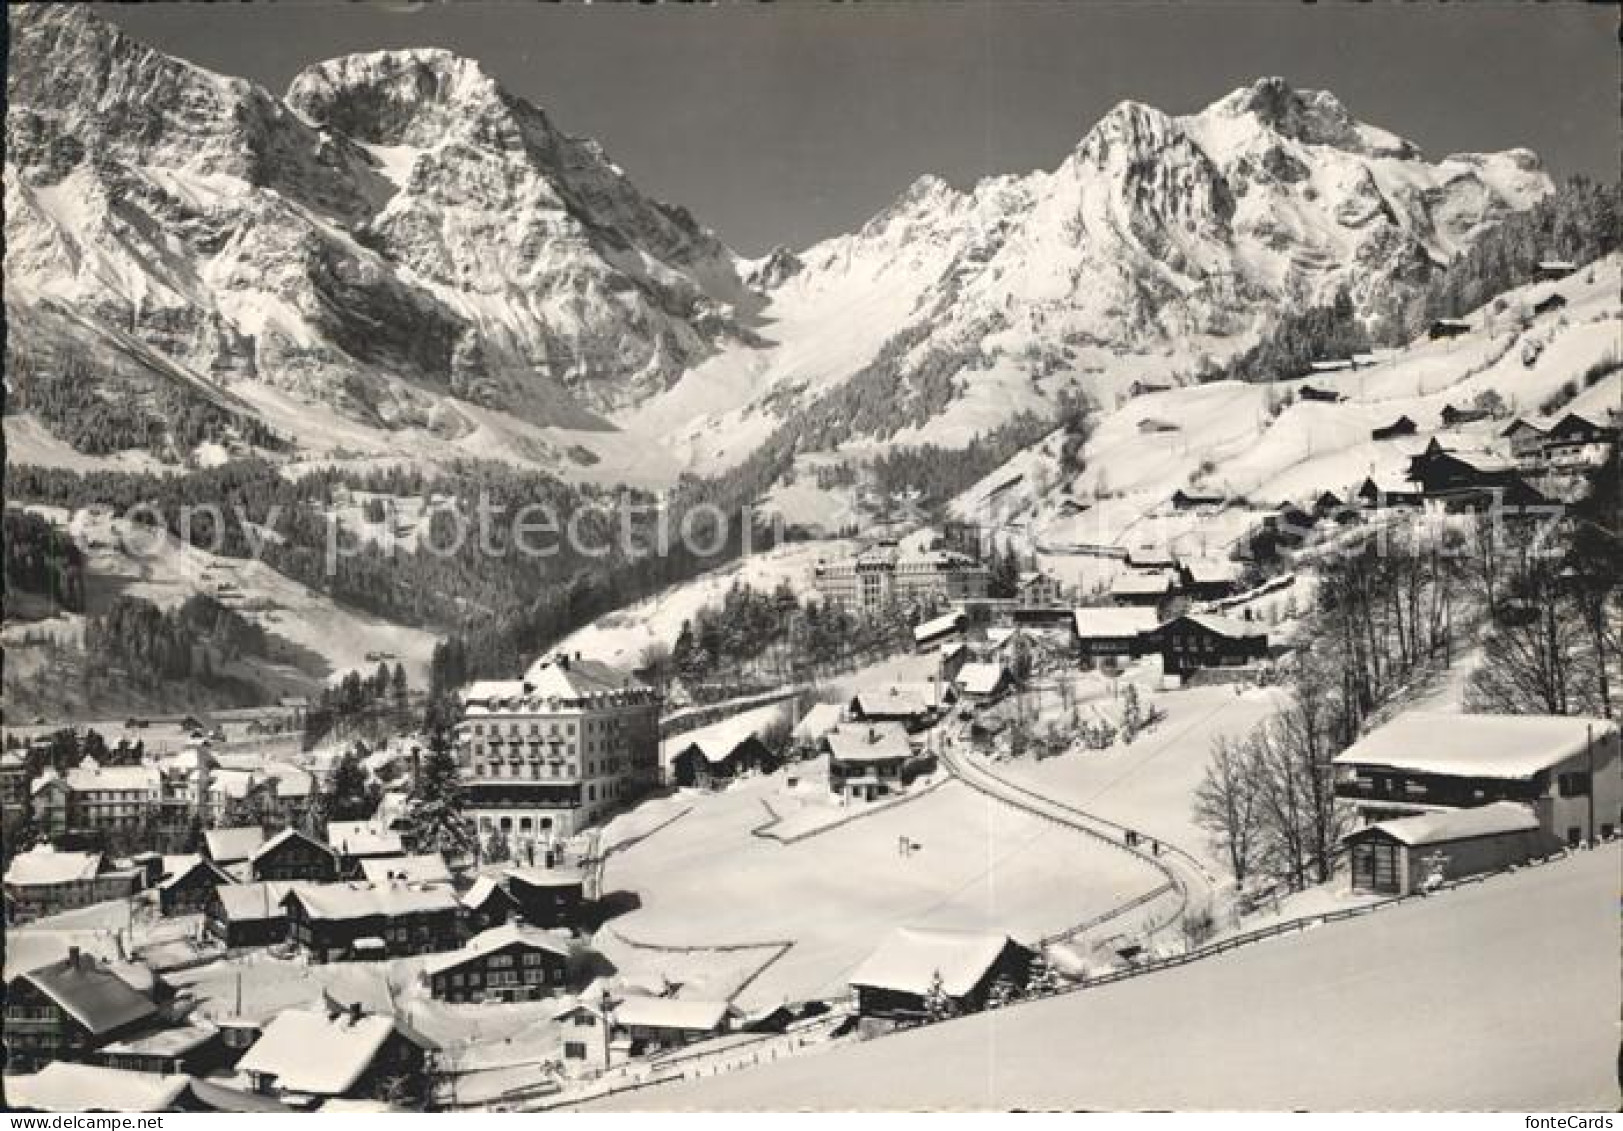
1184,558,1243,585
1072,607,1158,639
156,855,232,893
4,846,104,887
1111,570,1177,596
6,1063,188,1113
262,763,313,799
214,881,308,923
612,995,734,1033
327,821,405,859
19,955,158,1036
358,853,452,887
792,702,844,742
520,655,647,699
505,865,586,890
852,685,931,718
285,881,460,921
252,828,337,864
237,1009,435,1096
204,826,266,864
1347,802,1540,847
461,874,511,909
669,708,779,766
63,761,159,794
99,1020,219,1057
423,922,572,977
1332,713,1617,779
913,611,965,643
1167,613,1267,639
824,722,912,765
848,927,1024,998
4,929,122,982
956,662,1009,697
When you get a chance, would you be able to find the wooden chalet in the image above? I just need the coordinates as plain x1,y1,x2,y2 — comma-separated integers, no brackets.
954,662,1012,704
1355,477,1424,509
1311,490,1347,520
1071,607,1157,665
612,995,739,1054
236,1005,437,1107
1427,318,1471,340
1137,417,1180,434
250,829,339,883
91,1021,226,1077
504,865,588,929
1146,613,1268,677
206,881,305,948
1535,259,1576,281
849,685,935,730
1128,379,1173,398
912,610,967,652
1439,403,1490,427
201,826,266,873
424,923,572,1003
1332,713,1621,847
1532,292,1568,316
1501,417,1549,461
823,722,914,801
1343,803,1544,896
459,875,520,935
281,882,463,963
848,927,1034,1025
1371,415,1418,441
326,820,407,879
3,950,159,1072
157,856,235,916
1110,568,1179,607
1296,384,1342,404
1180,558,1244,601
1541,412,1619,465
669,732,778,789
4,848,142,924
1170,488,1225,512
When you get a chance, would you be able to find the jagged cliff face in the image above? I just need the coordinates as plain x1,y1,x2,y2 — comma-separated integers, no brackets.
4,4,752,440
774,80,1549,348
4,4,1553,476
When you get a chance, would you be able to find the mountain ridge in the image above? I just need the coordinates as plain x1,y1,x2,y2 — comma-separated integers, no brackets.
5,6,1555,486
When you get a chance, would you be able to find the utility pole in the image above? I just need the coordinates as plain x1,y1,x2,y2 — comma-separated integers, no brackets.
1586,723,1596,844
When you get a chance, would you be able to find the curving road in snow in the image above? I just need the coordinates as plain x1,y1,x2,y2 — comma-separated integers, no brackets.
933,722,1216,946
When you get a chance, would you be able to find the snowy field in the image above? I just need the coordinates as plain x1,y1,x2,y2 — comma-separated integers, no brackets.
599,771,1167,1012
987,683,1288,874
592,844,1622,1111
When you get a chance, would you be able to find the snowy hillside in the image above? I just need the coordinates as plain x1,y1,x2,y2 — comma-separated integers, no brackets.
950,255,1621,596
592,845,1621,1110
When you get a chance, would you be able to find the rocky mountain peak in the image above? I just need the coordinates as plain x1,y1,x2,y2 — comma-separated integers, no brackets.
286,48,517,148
1207,76,1419,159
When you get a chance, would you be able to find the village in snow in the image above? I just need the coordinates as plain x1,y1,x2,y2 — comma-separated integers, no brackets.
2,2,1619,1116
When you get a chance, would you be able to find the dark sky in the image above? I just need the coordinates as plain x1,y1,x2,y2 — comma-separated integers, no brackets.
99,0,1619,254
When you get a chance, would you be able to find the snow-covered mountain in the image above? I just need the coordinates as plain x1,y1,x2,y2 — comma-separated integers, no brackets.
647,78,1551,470
5,3,753,462
5,4,1553,483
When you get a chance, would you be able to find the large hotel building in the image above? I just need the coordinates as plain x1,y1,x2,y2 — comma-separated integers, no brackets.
813,541,990,614
457,654,660,850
